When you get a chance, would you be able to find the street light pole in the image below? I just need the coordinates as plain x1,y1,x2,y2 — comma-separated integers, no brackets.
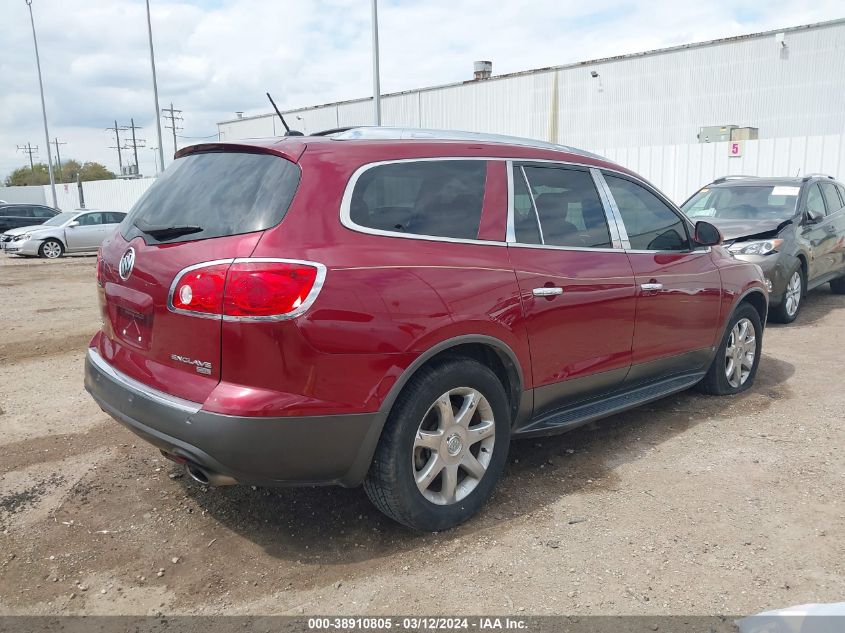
371,0,381,125
146,0,165,172
25,0,57,207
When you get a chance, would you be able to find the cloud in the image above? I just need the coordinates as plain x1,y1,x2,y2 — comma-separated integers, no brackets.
1,0,843,181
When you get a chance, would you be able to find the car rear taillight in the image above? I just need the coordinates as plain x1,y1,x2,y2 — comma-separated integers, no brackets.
96,248,104,287
170,263,229,316
168,259,326,321
224,261,319,318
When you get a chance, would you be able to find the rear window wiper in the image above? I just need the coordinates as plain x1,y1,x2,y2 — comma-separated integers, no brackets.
133,222,203,240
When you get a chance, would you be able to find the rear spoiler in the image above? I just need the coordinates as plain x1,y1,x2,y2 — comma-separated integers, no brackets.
175,139,307,164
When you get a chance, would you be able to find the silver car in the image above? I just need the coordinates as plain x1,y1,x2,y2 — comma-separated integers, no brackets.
2,210,126,258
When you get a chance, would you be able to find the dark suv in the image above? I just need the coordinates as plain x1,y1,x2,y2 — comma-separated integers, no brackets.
0,203,60,234
682,175,845,323
84,128,768,530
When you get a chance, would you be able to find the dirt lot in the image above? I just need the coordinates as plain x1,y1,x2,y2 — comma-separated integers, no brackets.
0,253,843,616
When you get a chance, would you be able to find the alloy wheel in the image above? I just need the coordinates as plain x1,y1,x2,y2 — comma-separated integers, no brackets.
42,241,62,259
784,271,802,317
413,387,496,505
724,317,756,388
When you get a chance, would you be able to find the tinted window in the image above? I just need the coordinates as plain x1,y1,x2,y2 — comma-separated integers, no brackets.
78,212,103,226
605,174,689,251
14,207,34,218
819,182,843,215
105,212,126,224
806,184,826,217
32,206,56,218
123,152,301,244
515,165,611,248
350,160,486,240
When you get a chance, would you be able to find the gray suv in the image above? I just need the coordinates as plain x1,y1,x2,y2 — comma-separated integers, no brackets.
682,175,845,323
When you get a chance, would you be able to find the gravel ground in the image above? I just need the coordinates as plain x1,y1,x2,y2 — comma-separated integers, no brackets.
0,253,843,616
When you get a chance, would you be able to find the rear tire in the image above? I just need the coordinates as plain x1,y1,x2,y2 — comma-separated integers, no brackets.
364,358,511,531
697,303,762,396
830,276,845,295
38,239,64,259
769,264,803,323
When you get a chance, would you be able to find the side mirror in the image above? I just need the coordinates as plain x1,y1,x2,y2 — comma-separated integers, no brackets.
805,207,824,224
694,220,722,247
67,220,79,228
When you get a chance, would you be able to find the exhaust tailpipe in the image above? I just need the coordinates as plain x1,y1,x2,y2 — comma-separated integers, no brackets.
185,463,237,487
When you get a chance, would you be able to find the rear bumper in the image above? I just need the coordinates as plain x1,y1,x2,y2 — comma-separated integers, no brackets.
84,348,385,487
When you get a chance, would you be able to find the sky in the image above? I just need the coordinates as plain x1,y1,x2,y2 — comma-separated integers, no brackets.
1,0,843,181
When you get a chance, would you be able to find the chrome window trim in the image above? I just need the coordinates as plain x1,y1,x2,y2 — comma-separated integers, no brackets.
338,156,505,246
518,165,545,244
505,160,516,243
339,156,668,251
590,168,627,249
166,257,328,322
87,347,201,414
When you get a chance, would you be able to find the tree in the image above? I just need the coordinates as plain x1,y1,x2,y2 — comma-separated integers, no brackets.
4,160,116,186
5,163,51,186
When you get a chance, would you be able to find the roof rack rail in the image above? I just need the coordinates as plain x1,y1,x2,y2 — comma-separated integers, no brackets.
327,126,607,160
801,173,835,181
712,175,758,183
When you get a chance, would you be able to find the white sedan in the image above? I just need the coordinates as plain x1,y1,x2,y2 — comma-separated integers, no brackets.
1,210,126,258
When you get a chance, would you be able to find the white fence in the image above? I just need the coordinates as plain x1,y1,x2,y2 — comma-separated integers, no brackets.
597,134,845,203
3,134,843,212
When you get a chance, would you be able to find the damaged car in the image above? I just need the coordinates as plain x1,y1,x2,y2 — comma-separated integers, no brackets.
682,175,845,323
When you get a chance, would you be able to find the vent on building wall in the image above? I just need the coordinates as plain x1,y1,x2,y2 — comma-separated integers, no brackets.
473,61,492,80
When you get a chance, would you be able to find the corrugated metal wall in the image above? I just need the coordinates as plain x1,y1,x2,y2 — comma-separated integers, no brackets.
218,20,845,150
8,134,839,212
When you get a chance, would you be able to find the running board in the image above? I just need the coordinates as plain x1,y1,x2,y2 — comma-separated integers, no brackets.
514,372,705,438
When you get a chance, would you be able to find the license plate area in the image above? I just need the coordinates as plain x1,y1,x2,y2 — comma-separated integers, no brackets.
115,306,153,350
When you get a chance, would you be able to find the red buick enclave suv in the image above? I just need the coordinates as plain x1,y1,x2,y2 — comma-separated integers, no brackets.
85,128,768,530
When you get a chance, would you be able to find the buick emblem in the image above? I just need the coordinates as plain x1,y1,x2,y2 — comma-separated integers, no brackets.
119,247,136,281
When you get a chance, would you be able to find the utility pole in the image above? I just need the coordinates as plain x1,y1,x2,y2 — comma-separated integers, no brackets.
106,120,127,174
146,0,165,172
371,0,382,125
25,0,57,207
123,118,145,175
52,137,67,181
149,147,159,174
17,143,38,171
161,103,182,158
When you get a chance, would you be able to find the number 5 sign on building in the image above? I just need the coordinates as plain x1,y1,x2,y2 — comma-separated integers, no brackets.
729,140,744,157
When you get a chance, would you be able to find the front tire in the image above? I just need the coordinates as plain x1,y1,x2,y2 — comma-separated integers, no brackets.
698,303,762,396
38,239,64,259
770,264,803,323
364,358,511,531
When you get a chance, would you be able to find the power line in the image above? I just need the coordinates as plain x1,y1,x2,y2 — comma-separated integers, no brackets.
161,102,183,159
16,143,38,171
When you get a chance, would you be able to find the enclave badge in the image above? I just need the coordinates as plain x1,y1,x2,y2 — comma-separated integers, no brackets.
118,247,136,280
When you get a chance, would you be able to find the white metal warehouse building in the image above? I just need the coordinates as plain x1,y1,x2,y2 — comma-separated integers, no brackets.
217,18,845,203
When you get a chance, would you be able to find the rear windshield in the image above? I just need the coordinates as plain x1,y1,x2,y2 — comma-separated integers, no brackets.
682,185,799,222
122,151,300,244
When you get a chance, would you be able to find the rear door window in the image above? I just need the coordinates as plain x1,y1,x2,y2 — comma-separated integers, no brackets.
349,160,486,240
604,174,690,251
514,164,612,248
123,152,301,244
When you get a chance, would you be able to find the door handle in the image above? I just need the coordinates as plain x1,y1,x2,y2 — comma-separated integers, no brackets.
640,283,664,291
532,287,564,297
